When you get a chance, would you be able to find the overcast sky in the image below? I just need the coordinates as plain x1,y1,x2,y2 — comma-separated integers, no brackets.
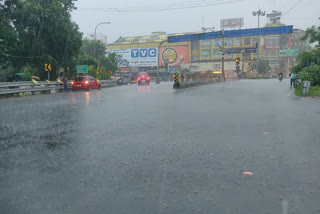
71,0,320,43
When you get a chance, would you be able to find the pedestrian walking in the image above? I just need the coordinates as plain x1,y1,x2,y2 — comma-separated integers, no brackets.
289,72,297,88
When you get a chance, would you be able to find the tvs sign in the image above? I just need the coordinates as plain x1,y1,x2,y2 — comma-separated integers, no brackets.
107,48,158,67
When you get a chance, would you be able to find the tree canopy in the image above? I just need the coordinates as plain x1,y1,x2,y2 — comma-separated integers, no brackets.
0,0,82,80
293,25,320,86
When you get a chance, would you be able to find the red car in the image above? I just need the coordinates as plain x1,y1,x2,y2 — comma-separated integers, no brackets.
137,74,150,85
71,76,101,91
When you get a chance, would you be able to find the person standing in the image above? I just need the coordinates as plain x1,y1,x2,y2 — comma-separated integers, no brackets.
289,72,297,88
63,77,68,91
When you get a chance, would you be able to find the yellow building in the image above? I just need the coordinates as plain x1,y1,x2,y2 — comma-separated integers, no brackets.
107,26,305,77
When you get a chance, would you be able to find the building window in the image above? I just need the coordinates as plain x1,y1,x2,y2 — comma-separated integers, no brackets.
213,39,222,47
252,37,258,46
225,39,233,47
202,40,211,48
244,37,250,46
201,50,211,58
213,49,222,57
235,38,242,46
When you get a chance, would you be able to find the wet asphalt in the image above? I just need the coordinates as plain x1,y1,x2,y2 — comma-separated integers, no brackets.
0,79,320,214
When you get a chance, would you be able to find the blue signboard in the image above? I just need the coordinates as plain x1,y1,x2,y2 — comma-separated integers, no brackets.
225,48,257,55
168,25,293,43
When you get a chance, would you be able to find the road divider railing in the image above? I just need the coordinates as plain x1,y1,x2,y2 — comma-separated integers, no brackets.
99,80,116,88
0,79,116,96
179,78,221,88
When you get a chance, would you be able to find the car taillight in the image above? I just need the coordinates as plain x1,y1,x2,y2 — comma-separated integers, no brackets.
71,81,74,85
85,81,89,84
137,78,141,81
142,75,145,78
146,77,150,80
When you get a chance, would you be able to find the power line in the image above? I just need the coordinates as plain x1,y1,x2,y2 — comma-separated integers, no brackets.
80,0,225,10
282,0,317,18
282,0,306,16
76,0,244,13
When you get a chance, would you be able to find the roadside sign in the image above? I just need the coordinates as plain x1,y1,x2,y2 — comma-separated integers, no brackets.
77,65,88,74
279,49,299,57
45,64,51,72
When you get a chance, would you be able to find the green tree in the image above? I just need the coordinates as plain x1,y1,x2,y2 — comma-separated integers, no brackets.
297,63,320,86
101,53,118,72
291,49,320,74
81,39,106,60
301,25,320,48
0,0,82,80
79,40,117,79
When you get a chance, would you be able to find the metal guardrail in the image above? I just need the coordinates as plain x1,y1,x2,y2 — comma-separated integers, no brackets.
0,80,116,96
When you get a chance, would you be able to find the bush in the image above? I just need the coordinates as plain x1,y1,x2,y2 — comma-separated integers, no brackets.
0,66,15,81
297,63,320,86
21,66,34,81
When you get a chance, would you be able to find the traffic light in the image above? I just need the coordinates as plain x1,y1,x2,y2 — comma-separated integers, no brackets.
235,57,240,65
109,71,113,76
219,46,222,52
98,68,102,74
248,60,251,66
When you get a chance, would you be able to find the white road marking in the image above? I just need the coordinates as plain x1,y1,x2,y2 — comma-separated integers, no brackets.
281,199,288,214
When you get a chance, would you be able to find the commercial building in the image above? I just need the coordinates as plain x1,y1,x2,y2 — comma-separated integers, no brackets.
106,26,306,78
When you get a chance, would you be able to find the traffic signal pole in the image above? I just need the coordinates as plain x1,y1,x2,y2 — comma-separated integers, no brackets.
221,30,225,81
252,9,266,74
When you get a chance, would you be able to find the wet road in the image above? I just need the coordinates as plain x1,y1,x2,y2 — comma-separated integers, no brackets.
1,80,320,214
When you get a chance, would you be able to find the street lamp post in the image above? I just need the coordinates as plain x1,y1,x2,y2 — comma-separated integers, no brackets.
94,22,111,58
156,40,167,84
252,9,266,73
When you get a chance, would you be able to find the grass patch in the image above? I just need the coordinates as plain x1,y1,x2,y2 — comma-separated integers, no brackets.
295,85,320,97
308,86,320,96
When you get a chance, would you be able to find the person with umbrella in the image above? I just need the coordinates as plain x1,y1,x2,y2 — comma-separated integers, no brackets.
63,75,68,92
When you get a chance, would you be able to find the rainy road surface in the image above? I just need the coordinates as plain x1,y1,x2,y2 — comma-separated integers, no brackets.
1,79,320,214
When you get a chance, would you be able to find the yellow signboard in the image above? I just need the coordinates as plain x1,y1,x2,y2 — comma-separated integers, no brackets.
45,64,51,72
213,71,222,74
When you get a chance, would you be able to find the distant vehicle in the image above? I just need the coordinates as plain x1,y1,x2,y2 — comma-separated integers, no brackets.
129,76,138,84
116,77,129,85
137,73,150,85
71,76,101,91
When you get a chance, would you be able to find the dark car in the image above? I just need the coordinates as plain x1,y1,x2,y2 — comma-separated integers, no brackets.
137,74,150,85
71,76,101,91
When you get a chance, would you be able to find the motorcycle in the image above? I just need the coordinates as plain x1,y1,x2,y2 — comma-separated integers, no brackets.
279,76,283,82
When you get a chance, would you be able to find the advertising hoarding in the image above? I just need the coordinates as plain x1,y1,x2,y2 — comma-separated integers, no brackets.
220,18,244,29
159,46,189,67
107,48,158,67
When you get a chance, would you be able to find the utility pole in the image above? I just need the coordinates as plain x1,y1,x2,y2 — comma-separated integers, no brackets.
221,29,225,81
156,40,167,84
252,9,266,73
